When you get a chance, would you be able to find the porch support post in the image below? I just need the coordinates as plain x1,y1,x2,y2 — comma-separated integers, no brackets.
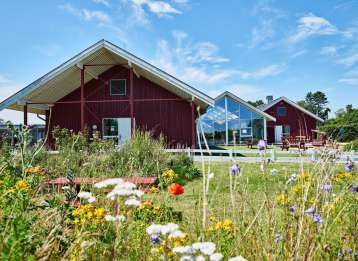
264,117,267,141
191,101,196,149
225,95,228,145
129,67,134,130
80,66,85,132
23,104,28,126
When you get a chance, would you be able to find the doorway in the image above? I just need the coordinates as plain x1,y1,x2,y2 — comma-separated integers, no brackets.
102,118,131,145
275,125,282,143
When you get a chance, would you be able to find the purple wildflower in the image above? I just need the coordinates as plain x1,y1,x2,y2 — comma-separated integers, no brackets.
270,169,278,175
349,184,358,193
304,207,315,215
344,162,354,172
313,213,323,223
274,233,282,243
230,164,240,175
289,205,297,212
322,184,332,191
258,140,266,150
150,233,160,244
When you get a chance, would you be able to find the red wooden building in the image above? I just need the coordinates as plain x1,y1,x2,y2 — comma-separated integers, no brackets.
259,96,324,143
0,40,213,148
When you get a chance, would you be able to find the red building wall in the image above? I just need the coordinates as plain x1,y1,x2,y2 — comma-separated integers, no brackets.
264,100,318,143
48,65,196,147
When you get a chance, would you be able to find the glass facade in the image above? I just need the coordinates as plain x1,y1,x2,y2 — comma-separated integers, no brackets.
200,95,266,145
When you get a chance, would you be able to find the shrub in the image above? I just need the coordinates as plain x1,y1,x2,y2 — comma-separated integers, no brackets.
110,130,169,177
167,153,201,182
343,139,358,151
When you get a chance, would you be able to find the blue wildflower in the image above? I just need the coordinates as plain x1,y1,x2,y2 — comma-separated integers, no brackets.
322,184,332,191
313,213,323,223
150,233,160,244
274,233,282,243
230,164,240,175
304,207,315,215
270,169,278,175
349,184,358,193
289,205,297,212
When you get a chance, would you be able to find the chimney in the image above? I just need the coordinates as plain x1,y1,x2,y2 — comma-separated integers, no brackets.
266,95,273,104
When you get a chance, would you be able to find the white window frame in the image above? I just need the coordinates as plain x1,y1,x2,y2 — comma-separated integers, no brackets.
110,79,127,96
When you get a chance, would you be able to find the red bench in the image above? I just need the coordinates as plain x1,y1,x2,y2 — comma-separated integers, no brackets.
43,176,157,193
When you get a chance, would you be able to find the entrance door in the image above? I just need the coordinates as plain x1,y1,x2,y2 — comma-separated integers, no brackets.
275,125,283,143
102,118,131,145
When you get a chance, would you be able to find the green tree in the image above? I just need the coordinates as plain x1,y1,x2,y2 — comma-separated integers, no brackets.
247,100,264,107
320,104,358,141
297,91,330,120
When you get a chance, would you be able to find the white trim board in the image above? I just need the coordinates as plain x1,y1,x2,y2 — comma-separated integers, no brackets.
259,96,324,122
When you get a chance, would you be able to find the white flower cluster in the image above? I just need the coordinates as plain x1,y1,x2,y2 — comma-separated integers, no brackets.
173,242,222,261
95,178,143,206
77,191,96,203
104,215,126,222
146,223,185,238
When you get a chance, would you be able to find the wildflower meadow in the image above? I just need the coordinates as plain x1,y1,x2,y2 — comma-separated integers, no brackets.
0,126,357,260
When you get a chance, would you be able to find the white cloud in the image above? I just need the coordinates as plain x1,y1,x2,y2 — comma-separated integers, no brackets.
344,68,358,77
250,20,274,48
337,53,358,66
59,3,111,24
131,0,181,18
291,50,307,58
0,75,41,124
236,64,287,80
320,46,337,56
288,13,338,44
93,0,110,7
151,32,287,86
208,84,266,101
338,78,358,85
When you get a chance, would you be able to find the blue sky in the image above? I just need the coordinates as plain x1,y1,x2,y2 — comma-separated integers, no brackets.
0,0,358,123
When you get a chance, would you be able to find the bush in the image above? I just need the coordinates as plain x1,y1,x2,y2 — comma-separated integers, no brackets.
168,153,201,182
110,130,169,177
343,139,358,151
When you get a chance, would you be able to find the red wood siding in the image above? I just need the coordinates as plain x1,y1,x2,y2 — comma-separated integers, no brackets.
264,100,318,143
49,65,196,147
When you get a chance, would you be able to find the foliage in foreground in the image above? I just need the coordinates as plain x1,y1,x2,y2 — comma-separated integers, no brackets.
0,127,357,260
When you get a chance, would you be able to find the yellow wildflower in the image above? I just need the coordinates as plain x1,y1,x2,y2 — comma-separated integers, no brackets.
222,219,234,231
148,186,160,194
94,208,105,218
276,194,289,205
15,180,28,191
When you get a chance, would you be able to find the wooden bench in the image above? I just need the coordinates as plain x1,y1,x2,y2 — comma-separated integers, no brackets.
281,137,306,151
43,176,157,193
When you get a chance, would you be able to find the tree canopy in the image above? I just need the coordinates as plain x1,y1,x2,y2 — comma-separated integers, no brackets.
247,100,264,107
297,91,330,120
320,104,358,142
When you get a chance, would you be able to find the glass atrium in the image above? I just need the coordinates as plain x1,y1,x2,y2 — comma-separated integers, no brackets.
200,92,271,145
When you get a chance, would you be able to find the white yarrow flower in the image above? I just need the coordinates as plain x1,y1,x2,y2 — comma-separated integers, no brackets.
172,246,195,254
104,215,125,222
146,224,163,235
192,242,216,256
180,256,196,261
161,223,179,234
208,173,214,181
87,196,96,203
210,253,223,261
94,178,124,188
169,230,186,238
77,191,92,199
125,198,141,207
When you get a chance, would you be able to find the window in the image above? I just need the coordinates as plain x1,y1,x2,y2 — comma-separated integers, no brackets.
240,127,252,137
110,79,126,96
277,107,287,116
102,118,118,138
283,125,290,137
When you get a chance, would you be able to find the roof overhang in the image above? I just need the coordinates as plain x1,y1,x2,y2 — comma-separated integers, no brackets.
260,96,324,122
0,40,214,115
215,91,276,121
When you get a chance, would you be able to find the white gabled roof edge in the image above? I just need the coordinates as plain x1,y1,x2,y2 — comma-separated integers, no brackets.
215,91,276,121
0,39,214,111
260,96,324,122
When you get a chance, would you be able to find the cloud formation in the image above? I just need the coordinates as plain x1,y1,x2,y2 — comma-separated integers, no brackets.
288,13,338,44
59,3,111,24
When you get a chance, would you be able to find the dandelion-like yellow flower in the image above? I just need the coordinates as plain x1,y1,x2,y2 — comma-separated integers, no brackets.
15,180,28,191
94,208,105,218
276,194,289,205
148,186,160,194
